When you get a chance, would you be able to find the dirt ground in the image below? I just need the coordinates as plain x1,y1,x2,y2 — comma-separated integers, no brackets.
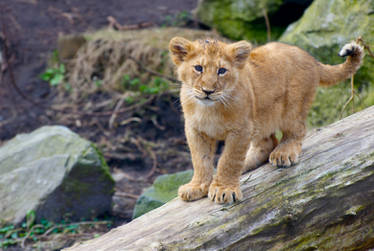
1,0,199,249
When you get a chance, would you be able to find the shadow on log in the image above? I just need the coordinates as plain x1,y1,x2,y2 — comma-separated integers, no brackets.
65,106,374,251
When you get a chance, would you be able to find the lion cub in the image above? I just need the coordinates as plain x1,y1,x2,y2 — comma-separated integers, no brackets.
169,37,363,204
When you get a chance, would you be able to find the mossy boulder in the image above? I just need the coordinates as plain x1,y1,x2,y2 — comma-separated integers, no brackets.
194,0,312,43
279,0,374,127
132,170,193,219
0,126,115,225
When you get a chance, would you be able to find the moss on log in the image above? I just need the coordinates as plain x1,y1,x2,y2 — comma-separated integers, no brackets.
65,106,374,251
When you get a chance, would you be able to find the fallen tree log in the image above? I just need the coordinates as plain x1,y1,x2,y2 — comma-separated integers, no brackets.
66,106,374,251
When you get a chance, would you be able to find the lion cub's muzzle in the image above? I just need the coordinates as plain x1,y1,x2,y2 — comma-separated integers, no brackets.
195,88,217,101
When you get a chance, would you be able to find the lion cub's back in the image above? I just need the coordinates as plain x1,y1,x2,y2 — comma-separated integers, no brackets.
248,42,319,89
250,42,318,71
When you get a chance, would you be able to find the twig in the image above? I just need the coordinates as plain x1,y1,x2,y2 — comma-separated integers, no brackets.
340,36,373,118
0,12,42,107
130,136,159,178
42,220,111,237
146,146,159,179
120,117,142,126
262,9,271,42
356,36,374,58
112,168,145,181
115,192,139,200
151,116,165,130
107,16,153,31
21,224,44,248
340,75,358,118
4,227,23,239
128,56,181,84
109,96,126,129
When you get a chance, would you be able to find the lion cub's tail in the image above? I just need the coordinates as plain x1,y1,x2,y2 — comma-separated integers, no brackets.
318,42,364,86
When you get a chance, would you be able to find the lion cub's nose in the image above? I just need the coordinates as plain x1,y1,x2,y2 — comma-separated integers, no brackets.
202,88,215,96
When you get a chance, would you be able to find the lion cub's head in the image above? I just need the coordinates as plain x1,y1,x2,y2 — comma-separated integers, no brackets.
169,37,252,107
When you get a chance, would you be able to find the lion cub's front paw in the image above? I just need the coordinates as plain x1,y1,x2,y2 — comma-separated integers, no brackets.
269,144,300,168
178,182,209,201
208,182,243,204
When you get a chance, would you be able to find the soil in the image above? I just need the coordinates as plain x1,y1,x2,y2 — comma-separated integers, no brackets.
1,0,199,249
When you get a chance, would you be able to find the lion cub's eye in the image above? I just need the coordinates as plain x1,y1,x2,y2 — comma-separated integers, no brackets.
218,67,227,75
194,65,203,73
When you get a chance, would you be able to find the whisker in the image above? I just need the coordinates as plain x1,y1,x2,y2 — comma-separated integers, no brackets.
221,93,233,109
223,97,230,109
218,95,228,109
180,91,196,106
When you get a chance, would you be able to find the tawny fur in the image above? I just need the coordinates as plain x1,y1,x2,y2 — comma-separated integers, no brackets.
169,37,363,204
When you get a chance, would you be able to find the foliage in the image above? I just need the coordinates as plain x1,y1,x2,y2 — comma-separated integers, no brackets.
121,75,169,103
40,64,66,86
0,210,112,249
162,10,191,27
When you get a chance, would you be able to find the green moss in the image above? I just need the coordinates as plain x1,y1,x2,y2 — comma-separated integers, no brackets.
63,178,91,200
90,144,115,186
344,205,365,216
132,170,193,218
195,0,285,43
215,18,285,43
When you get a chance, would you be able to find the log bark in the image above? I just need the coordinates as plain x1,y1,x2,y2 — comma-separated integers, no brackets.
65,106,374,251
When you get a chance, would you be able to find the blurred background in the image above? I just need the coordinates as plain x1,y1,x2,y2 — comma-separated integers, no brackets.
0,0,373,249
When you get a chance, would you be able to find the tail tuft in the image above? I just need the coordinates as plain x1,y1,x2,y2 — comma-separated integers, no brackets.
319,41,364,86
338,41,363,58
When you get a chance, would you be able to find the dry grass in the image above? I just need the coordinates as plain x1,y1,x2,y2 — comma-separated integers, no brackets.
62,27,226,101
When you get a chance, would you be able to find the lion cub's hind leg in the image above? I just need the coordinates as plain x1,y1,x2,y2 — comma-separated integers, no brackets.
269,125,305,168
243,134,278,172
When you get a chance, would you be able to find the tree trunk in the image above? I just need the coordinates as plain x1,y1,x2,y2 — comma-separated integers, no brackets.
65,106,374,251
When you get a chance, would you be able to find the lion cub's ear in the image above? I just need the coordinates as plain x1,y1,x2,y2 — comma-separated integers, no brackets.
227,41,252,68
169,37,194,66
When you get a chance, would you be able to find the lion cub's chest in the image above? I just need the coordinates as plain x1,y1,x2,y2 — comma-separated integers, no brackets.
188,108,227,139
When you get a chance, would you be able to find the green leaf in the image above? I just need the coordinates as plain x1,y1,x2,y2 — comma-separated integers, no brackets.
146,87,160,94
0,225,14,233
64,83,72,91
139,85,147,93
11,232,18,239
50,74,63,86
153,77,161,86
41,219,48,226
26,210,36,229
59,64,65,73
1,239,17,247
40,72,52,81
130,78,140,86
124,96,134,104
123,74,130,82
94,80,102,87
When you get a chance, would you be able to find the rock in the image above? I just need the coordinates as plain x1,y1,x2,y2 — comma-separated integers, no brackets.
280,0,374,83
194,0,312,43
132,170,193,219
0,126,115,225
57,34,87,60
280,0,374,127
